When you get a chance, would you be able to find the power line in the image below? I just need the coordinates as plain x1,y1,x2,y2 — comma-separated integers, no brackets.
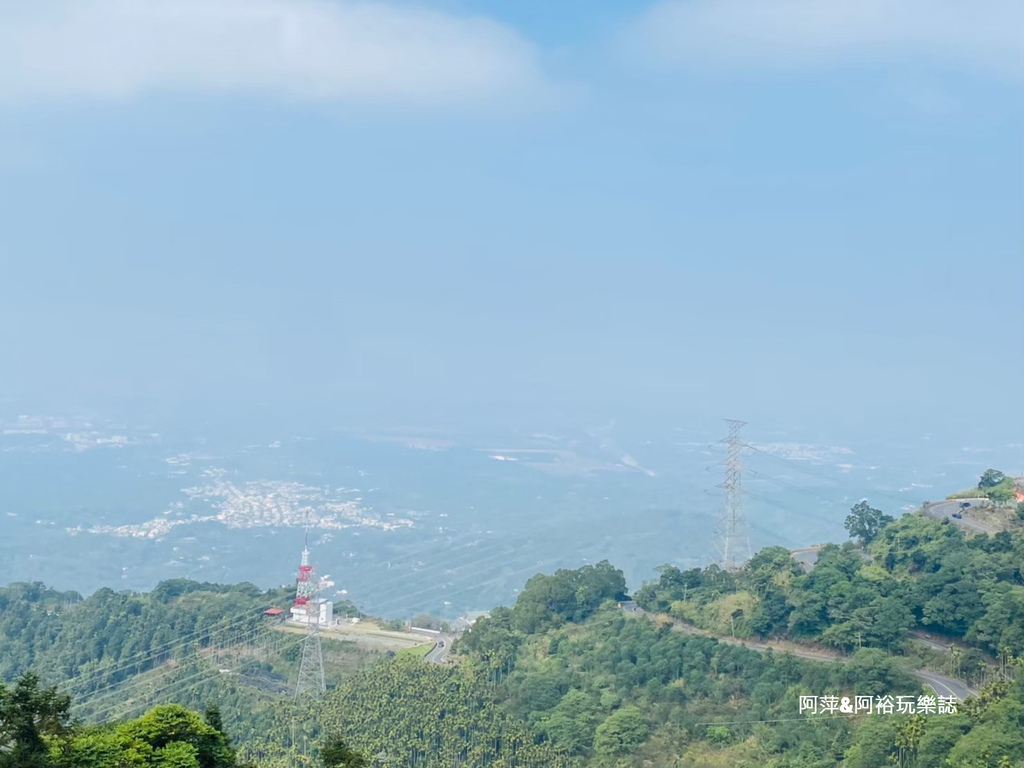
72,623,269,716
81,623,305,721
745,467,837,505
57,609,266,695
59,522,561,701
743,489,838,530
82,630,307,723
745,443,912,508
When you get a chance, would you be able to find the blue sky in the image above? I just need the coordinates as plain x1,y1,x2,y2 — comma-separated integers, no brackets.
1,0,1021,438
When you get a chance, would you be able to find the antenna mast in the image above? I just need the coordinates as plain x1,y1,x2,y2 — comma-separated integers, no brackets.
713,419,751,571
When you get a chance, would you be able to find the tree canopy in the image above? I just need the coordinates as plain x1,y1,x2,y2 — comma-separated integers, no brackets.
0,676,237,768
318,734,367,768
1,518,1022,768
844,500,895,546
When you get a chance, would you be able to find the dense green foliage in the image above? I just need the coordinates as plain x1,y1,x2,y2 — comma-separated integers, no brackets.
506,561,627,634
635,514,1024,661
319,734,368,768
948,468,1022,505
230,565,631,768
0,673,240,768
311,657,572,768
0,673,71,768
977,470,1018,503
843,500,895,546
629,504,1024,766
0,580,294,690
460,604,917,766
2,500,1023,767
458,556,1023,767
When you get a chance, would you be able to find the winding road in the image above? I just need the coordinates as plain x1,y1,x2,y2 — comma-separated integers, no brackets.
407,625,455,665
425,636,452,664
619,602,974,700
922,498,997,534
416,604,976,695
914,670,972,700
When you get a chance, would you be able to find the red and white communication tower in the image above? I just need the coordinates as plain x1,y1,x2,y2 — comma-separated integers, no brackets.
293,535,316,614
293,530,325,698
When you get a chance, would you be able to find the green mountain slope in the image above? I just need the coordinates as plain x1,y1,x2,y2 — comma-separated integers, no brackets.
2,506,1023,767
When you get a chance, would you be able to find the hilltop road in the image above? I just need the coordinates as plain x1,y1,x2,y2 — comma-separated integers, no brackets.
923,499,997,534
619,602,975,700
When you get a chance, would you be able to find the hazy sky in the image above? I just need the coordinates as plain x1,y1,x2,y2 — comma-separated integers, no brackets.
1,0,1022,436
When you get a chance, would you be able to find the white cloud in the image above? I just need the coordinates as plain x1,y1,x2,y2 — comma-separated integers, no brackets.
629,0,1024,79
0,0,549,106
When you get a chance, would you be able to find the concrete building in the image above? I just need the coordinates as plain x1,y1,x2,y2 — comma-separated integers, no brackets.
318,598,333,626
288,598,333,627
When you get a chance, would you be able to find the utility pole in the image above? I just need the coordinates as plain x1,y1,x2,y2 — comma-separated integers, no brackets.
294,531,325,699
713,419,751,571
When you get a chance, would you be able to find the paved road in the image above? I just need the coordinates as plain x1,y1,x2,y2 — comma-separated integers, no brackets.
923,498,997,534
424,634,453,664
906,629,973,653
621,601,644,616
789,547,869,572
790,548,821,571
619,602,975,700
914,670,973,700
408,626,455,664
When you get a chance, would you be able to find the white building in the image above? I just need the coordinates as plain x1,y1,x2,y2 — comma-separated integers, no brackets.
289,599,333,626
318,598,333,626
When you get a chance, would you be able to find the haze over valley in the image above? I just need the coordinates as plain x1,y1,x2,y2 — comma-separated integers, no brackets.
2,411,1018,619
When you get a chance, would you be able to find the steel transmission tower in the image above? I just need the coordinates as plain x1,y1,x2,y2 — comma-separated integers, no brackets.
713,419,751,571
293,534,325,699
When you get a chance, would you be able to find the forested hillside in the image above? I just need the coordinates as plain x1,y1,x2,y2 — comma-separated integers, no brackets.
633,510,1024,665
1,580,286,683
0,671,372,768
2,509,1023,766
455,556,1023,767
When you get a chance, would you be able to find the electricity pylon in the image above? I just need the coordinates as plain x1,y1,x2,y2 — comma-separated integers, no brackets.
293,534,325,699
713,419,751,571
